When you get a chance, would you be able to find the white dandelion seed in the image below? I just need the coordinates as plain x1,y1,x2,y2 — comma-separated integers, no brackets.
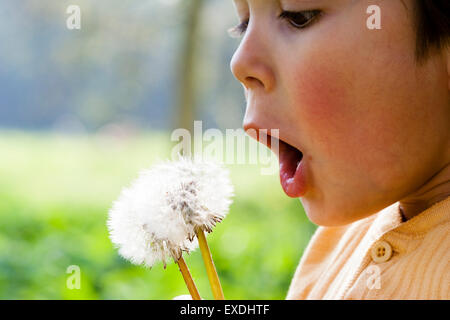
160,156,234,238
107,165,198,269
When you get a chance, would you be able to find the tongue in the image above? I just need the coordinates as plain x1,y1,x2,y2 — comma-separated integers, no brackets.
278,140,304,197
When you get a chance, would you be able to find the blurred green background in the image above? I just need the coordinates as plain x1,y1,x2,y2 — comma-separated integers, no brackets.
0,0,316,299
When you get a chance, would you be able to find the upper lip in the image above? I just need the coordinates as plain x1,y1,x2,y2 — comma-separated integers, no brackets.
243,97,305,156
243,123,304,158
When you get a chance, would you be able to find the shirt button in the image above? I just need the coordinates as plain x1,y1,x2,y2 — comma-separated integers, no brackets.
370,240,393,263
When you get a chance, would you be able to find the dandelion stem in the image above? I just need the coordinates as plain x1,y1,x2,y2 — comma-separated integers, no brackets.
176,256,201,300
196,229,225,300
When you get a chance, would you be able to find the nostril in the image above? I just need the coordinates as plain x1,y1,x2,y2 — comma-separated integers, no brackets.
244,76,264,89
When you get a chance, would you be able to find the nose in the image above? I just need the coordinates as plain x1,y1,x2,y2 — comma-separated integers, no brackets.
229,28,275,92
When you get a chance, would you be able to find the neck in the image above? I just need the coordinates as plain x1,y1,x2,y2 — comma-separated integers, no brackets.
399,162,450,220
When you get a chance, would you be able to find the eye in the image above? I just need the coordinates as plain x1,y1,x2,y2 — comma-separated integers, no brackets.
278,10,321,29
227,19,249,39
227,9,321,39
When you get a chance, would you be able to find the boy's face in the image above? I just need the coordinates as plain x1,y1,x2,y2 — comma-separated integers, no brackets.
230,0,450,226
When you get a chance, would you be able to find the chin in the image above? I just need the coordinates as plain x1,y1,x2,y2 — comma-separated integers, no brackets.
300,197,375,227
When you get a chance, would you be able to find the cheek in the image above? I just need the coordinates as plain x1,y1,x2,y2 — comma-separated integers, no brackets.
293,65,342,122
286,53,406,191
289,59,360,158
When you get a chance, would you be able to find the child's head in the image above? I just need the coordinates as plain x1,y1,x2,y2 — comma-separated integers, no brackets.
230,0,450,226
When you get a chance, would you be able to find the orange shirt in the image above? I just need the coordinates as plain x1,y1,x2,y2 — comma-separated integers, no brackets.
286,196,450,299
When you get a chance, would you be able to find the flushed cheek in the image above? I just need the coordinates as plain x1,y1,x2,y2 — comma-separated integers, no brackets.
290,61,360,159
287,59,396,193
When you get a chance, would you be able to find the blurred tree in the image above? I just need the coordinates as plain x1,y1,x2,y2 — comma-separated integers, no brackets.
173,0,204,133
0,0,243,132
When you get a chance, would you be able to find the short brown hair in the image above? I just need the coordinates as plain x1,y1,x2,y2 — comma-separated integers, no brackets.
414,0,450,61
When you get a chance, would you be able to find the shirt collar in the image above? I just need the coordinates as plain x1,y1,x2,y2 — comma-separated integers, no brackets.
367,195,450,253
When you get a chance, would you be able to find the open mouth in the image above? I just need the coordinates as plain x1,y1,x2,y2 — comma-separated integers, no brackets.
247,129,308,198
276,137,307,198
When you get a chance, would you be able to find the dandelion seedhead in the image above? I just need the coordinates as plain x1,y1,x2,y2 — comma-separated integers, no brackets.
107,156,234,268
161,156,234,238
107,166,198,268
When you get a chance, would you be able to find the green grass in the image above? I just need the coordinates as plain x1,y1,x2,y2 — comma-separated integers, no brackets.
0,130,316,299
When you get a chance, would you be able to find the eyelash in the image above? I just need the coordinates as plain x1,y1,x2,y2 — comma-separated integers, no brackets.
228,9,322,38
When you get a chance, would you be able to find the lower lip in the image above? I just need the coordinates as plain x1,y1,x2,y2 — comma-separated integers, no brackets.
279,146,308,198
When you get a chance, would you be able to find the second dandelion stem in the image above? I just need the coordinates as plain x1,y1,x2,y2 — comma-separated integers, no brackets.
196,229,225,300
